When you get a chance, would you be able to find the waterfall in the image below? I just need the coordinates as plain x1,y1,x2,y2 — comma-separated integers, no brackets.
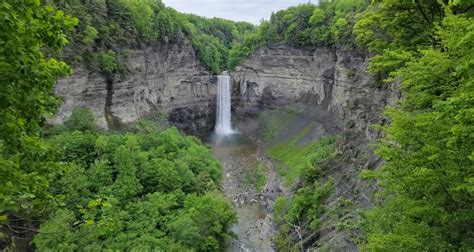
215,71,234,135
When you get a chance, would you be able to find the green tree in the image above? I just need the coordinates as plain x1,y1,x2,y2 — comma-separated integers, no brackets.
97,50,118,75
228,0,370,69
35,128,236,251
47,0,254,75
82,25,98,45
64,107,98,132
127,0,156,43
357,1,474,250
354,0,444,75
0,0,76,242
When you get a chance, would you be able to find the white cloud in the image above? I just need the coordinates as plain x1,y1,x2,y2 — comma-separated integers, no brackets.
162,0,315,24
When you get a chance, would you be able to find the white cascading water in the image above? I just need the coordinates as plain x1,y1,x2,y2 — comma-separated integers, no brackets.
215,71,234,135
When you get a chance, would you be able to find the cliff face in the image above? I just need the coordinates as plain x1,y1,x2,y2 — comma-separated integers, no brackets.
51,39,216,135
232,46,399,137
232,46,399,250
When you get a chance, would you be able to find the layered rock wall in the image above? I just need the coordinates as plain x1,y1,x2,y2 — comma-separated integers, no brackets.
232,45,399,145
51,40,216,135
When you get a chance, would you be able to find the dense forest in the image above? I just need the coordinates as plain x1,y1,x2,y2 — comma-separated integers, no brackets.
36,110,236,250
43,0,255,75
229,0,369,69
1,0,473,251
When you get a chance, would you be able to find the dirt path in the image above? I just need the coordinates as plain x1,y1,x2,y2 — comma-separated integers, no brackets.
207,134,284,252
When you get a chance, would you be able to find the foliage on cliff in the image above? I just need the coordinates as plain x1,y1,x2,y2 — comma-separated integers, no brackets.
47,0,254,75
50,0,370,73
228,0,369,69
240,1,473,250
355,1,474,250
180,14,254,74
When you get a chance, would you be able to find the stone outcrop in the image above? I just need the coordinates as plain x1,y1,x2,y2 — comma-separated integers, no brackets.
232,47,334,111
232,46,400,250
51,39,216,135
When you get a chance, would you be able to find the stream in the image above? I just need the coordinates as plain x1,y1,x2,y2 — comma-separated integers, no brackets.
206,133,283,252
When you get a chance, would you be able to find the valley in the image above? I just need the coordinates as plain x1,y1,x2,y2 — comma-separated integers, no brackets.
1,0,472,251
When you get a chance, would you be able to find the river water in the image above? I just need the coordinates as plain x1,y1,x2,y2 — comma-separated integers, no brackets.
206,133,276,251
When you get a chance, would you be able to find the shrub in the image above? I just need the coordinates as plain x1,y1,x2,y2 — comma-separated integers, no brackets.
64,107,98,132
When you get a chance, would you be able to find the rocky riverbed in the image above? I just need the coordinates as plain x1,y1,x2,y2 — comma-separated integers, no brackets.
206,133,284,252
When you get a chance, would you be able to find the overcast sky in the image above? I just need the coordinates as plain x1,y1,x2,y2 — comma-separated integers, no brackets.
162,0,314,25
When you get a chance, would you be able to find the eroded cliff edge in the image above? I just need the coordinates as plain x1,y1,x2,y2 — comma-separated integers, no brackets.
232,46,400,250
51,39,216,135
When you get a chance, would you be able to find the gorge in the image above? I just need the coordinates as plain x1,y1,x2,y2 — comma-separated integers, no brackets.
2,1,472,251
50,42,397,250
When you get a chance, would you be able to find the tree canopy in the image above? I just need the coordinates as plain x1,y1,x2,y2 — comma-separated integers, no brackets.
356,1,474,250
34,125,236,251
228,0,370,69
48,0,371,73
46,0,255,75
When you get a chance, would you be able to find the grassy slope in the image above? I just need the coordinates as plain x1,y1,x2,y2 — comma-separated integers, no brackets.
258,106,302,141
269,124,313,186
245,161,267,192
268,124,335,187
